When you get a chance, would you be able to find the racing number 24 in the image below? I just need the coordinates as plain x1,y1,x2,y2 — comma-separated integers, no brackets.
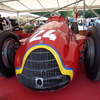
29,30,56,42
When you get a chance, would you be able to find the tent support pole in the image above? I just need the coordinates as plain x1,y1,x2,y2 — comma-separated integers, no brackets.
83,0,85,30
17,11,20,25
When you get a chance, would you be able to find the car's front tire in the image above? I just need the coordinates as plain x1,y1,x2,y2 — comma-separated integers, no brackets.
84,26,100,81
0,30,20,77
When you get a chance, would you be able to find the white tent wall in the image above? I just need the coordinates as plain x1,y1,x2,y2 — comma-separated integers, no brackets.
0,2,17,13
0,0,100,23
0,0,100,13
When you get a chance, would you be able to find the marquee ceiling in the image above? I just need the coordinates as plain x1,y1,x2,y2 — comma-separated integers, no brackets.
0,0,100,14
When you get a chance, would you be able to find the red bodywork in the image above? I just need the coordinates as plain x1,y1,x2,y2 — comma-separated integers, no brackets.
14,31,32,39
14,16,86,89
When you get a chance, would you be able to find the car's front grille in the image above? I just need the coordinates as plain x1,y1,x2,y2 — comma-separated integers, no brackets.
18,48,70,91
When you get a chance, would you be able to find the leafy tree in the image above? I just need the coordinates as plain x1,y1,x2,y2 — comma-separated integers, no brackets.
32,11,74,18
78,9,100,18
59,11,74,18
31,9,100,19
94,9,100,15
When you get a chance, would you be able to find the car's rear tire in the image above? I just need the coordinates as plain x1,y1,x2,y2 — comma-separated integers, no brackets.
84,26,100,81
0,30,20,77
71,22,78,34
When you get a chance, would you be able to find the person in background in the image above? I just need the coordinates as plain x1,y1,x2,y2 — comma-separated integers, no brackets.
73,7,79,22
65,16,70,26
2,17,7,30
0,14,3,31
6,16,12,30
69,15,74,23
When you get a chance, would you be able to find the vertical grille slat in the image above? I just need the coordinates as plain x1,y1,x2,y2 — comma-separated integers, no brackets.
18,48,70,91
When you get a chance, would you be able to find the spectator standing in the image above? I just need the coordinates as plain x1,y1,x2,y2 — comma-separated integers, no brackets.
0,14,3,30
73,7,78,22
2,17,7,30
6,16,12,30
69,15,74,23
65,16,70,26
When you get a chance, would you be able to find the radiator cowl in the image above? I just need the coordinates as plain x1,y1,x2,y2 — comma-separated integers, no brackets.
18,48,70,91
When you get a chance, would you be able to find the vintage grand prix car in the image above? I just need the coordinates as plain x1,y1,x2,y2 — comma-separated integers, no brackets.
0,15,100,91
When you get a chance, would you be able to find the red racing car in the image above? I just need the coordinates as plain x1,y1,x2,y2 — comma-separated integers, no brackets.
0,15,100,91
